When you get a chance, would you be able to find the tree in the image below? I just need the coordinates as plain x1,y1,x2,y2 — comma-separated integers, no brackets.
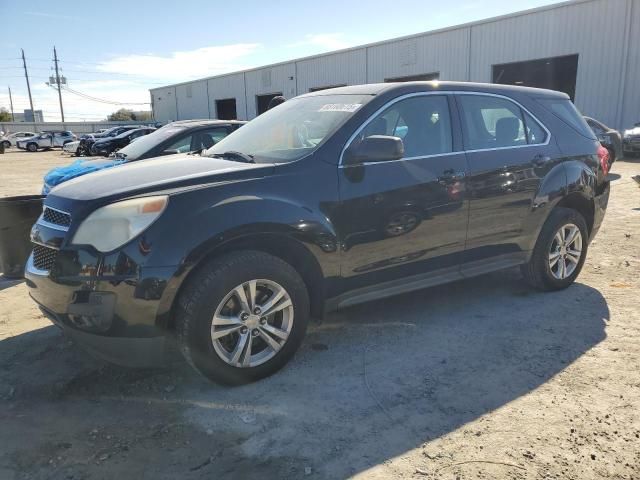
0,107,11,122
107,108,152,121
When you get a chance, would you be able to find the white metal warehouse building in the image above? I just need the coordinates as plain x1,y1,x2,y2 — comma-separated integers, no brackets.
150,0,639,130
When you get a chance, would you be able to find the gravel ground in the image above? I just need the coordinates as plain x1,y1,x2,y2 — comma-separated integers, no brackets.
0,148,639,479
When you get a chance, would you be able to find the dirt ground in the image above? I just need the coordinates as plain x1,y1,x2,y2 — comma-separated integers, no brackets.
0,148,638,480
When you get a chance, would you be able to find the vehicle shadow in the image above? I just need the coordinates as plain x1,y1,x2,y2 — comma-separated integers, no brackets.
0,268,608,479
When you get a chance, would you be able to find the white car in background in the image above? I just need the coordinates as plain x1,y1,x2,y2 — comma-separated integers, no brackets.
1,131,37,148
63,140,80,154
16,130,77,152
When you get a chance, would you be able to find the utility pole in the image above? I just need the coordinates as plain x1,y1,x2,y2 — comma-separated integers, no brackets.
53,46,65,123
21,49,35,119
8,87,15,121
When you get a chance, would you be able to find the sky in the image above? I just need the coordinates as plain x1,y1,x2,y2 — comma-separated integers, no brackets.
0,0,562,122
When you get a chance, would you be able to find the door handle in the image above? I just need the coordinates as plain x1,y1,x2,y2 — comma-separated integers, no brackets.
532,154,551,167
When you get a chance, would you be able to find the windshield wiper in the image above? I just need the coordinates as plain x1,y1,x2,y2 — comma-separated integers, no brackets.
210,151,255,163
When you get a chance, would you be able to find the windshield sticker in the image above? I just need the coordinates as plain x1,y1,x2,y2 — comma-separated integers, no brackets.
318,103,362,113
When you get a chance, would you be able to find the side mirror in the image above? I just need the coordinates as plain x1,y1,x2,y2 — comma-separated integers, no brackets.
343,135,404,166
161,149,180,155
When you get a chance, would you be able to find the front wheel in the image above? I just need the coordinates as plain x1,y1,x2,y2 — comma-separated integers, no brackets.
176,251,310,385
521,207,588,291
2,141,9,148
27,143,38,152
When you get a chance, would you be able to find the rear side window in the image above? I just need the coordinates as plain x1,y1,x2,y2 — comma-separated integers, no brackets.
459,95,525,149
537,98,596,140
458,95,547,149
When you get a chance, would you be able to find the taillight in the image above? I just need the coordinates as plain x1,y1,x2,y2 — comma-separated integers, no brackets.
597,144,609,176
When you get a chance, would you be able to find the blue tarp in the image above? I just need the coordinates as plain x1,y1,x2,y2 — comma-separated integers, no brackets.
42,158,125,195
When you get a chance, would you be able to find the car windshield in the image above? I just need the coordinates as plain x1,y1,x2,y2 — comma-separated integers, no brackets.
204,94,370,163
116,126,186,160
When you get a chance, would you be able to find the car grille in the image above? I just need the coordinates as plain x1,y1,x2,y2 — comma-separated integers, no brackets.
32,244,58,271
42,207,71,227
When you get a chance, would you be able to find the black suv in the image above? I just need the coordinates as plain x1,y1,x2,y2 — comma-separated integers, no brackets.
26,82,610,384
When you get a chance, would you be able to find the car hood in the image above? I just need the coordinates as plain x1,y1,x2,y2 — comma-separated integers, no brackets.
47,153,274,204
624,126,640,136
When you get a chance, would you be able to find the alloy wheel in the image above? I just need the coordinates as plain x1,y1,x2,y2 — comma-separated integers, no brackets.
549,223,583,280
211,279,294,368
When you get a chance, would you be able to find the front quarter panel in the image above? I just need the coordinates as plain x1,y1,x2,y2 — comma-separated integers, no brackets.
102,159,340,321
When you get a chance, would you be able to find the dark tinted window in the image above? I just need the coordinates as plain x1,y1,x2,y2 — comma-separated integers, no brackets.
523,110,547,144
359,95,452,157
537,98,596,139
459,95,527,149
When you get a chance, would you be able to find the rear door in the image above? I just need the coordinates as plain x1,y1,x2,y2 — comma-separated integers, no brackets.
337,93,469,293
456,93,559,271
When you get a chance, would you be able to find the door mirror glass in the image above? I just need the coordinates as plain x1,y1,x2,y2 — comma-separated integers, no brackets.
344,135,404,165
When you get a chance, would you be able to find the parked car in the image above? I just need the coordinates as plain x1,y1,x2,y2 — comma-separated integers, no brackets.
26,82,610,385
90,127,156,156
63,140,80,154
41,120,245,194
1,131,36,148
584,116,621,166
76,126,141,156
16,131,76,152
622,122,640,157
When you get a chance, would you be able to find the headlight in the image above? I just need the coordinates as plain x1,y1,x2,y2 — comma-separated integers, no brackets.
72,196,168,252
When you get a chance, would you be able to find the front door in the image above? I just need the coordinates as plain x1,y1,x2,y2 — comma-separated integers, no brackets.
337,94,469,295
455,93,559,270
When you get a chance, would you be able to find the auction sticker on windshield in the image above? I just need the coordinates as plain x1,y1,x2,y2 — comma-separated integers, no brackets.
318,103,362,112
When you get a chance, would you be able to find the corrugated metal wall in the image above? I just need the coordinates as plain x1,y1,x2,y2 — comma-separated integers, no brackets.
207,73,248,120
244,63,297,118
296,49,367,92
151,0,639,130
620,0,639,131
367,28,470,82
150,87,177,122
174,80,210,120
468,0,631,128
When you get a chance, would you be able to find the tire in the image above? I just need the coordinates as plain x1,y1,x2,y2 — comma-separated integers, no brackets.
2,141,9,148
521,207,589,291
176,250,310,385
27,143,38,152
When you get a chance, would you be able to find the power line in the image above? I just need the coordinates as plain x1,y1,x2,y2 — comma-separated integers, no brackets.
61,85,150,105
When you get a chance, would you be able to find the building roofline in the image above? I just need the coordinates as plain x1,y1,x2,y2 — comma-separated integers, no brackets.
150,0,594,92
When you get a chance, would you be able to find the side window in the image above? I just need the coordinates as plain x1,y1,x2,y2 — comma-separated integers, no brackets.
358,95,452,158
165,134,193,153
523,111,547,145
195,128,229,150
459,95,527,149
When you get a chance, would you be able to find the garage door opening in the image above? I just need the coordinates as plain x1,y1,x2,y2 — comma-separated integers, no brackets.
215,99,237,120
493,54,579,100
256,93,283,115
385,72,440,82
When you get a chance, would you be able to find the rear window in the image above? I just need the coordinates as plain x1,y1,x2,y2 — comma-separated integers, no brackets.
537,98,596,140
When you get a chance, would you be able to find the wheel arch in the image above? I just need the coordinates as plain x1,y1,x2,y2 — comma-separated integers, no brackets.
160,232,327,331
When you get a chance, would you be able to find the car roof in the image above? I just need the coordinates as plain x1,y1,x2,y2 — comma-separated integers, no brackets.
165,119,247,127
300,81,569,99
